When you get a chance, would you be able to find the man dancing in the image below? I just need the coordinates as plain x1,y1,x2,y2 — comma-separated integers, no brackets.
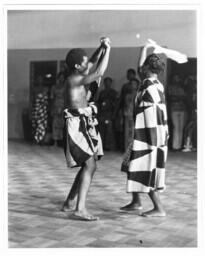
61,37,111,221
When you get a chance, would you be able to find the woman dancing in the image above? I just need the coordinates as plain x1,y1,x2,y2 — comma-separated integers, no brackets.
120,40,169,217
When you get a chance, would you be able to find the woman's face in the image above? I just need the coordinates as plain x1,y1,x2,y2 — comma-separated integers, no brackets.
140,65,152,80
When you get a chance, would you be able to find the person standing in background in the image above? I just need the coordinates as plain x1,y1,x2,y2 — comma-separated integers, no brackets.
98,77,117,150
182,75,197,152
117,69,140,151
50,72,66,146
168,74,188,151
123,78,140,150
113,92,123,152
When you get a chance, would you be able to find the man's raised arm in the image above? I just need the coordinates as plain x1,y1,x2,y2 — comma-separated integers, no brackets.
82,38,111,85
88,45,105,69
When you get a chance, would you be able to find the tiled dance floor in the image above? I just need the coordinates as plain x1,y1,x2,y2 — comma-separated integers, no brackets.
8,140,197,248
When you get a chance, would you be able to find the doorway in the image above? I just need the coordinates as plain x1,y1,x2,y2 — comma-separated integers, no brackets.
28,61,58,143
30,61,57,105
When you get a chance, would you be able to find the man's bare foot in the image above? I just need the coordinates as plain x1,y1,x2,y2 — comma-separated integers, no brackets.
120,202,142,211
142,208,166,217
61,200,75,212
72,210,99,221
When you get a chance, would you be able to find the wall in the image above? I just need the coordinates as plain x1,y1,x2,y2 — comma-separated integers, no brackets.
9,47,157,138
8,10,196,57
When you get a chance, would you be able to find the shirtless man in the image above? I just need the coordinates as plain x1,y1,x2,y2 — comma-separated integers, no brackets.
61,37,111,221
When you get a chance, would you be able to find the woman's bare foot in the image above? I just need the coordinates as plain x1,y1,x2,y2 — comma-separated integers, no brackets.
72,210,99,221
61,200,75,212
120,202,142,211
142,208,166,217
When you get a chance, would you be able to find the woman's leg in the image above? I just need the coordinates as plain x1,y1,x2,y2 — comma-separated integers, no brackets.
120,192,142,211
142,190,166,217
124,116,129,150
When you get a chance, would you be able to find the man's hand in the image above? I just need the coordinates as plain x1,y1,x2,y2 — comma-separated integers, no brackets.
100,37,111,49
100,37,111,44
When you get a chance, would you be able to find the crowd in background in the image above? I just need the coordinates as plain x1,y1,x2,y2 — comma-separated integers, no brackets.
167,74,197,152
30,68,197,153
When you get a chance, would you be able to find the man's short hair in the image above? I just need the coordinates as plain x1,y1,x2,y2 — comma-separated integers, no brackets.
104,77,113,83
65,48,87,71
127,68,136,75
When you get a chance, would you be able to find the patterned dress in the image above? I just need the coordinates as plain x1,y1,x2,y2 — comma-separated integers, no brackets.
121,77,169,193
32,91,48,143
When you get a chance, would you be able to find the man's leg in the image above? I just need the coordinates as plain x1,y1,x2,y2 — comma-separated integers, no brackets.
120,192,142,211
73,156,98,221
99,121,106,149
124,116,128,150
61,167,83,211
105,121,112,150
142,190,166,217
178,111,186,149
128,118,134,146
171,111,180,150
182,122,193,151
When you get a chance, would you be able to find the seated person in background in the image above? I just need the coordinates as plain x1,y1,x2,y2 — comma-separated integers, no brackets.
61,37,111,221
98,77,118,150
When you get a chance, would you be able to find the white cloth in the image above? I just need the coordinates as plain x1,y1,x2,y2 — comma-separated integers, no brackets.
148,39,188,64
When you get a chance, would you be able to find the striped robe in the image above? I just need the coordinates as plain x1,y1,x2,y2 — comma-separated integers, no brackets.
121,77,169,193
63,103,103,168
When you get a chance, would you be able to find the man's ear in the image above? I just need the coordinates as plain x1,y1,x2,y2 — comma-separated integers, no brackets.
75,64,81,70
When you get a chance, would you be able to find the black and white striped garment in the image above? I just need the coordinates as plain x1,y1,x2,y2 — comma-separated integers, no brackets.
63,103,103,168
121,77,169,193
